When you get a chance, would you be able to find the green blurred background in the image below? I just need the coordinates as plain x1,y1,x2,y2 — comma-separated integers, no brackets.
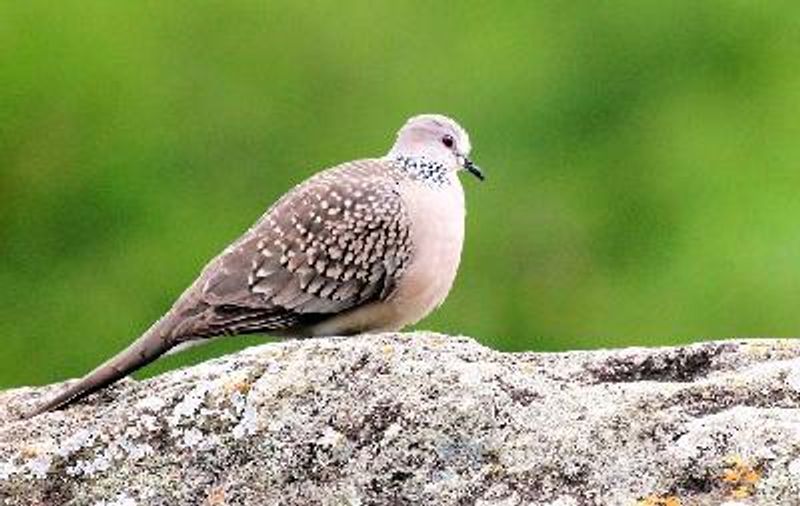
2,1,800,388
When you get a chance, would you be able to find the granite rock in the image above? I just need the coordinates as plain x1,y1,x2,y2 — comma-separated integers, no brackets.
1,333,799,505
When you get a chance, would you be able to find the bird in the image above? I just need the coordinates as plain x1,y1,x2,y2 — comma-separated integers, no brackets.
28,113,484,417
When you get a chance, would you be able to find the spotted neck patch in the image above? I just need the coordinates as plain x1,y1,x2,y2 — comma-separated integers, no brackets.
391,155,451,186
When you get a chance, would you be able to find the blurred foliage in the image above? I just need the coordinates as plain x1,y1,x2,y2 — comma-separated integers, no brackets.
2,1,800,388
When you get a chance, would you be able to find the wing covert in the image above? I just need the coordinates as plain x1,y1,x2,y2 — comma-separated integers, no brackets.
180,160,413,338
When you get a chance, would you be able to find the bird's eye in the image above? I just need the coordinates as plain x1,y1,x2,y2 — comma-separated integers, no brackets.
441,135,454,148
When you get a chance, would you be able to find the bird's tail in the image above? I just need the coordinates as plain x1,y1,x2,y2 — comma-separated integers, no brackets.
25,315,178,418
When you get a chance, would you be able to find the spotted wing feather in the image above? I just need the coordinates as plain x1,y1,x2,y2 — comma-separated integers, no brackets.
172,159,413,339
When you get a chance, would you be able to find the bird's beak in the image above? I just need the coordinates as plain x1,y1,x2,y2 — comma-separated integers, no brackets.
458,154,485,181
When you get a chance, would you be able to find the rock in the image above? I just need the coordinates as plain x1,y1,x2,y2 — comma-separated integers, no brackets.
1,333,799,505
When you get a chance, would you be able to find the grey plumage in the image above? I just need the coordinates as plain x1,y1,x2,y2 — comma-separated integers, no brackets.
28,114,482,417
173,159,415,338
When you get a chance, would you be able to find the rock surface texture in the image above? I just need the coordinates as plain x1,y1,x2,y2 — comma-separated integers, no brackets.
1,333,800,505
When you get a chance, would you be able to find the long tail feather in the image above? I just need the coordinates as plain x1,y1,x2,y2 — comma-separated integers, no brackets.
25,317,176,417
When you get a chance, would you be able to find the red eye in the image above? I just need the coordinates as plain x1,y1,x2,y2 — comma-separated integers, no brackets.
441,135,454,148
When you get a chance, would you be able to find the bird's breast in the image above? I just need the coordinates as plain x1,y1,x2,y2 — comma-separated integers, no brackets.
388,177,466,327
303,174,467,337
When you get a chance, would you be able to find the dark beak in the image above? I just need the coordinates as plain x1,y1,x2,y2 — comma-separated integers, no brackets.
460,155,485,181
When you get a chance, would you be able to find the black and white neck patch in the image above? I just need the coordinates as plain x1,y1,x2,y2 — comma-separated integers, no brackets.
391,155,451,186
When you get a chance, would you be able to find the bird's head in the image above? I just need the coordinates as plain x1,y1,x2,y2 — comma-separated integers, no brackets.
388,114,484,181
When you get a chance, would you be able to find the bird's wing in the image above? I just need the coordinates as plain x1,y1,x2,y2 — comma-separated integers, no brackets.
170,159,413,338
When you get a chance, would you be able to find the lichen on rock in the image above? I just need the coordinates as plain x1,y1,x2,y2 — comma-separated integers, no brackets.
1,333,799,505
